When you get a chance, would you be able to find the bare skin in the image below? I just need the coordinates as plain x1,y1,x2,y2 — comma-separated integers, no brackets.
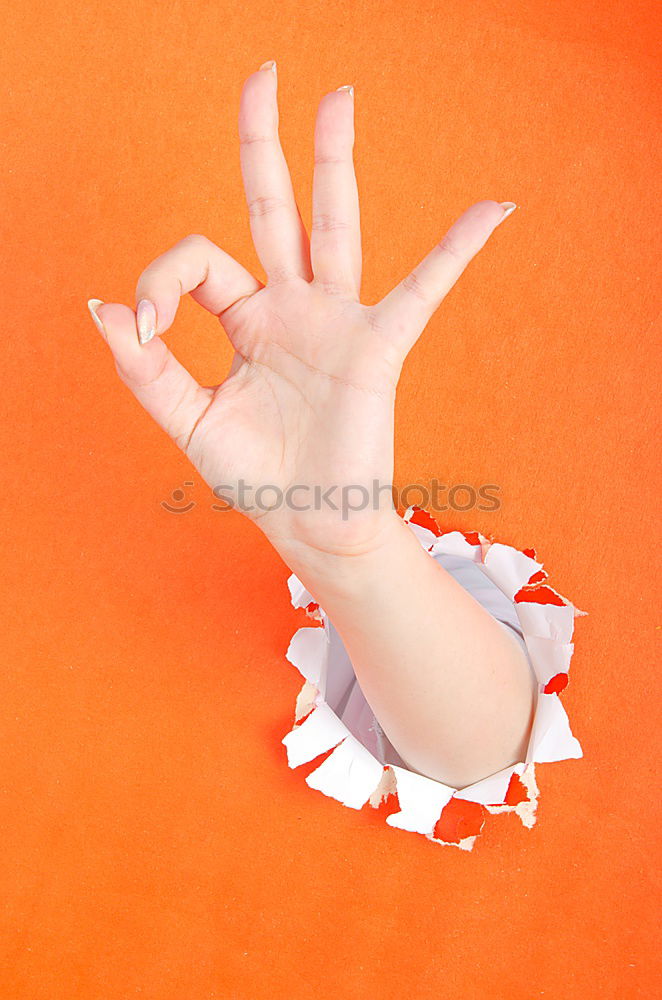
88,62,536,789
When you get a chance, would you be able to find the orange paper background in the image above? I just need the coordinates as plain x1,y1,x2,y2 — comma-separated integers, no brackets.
1,1,660,996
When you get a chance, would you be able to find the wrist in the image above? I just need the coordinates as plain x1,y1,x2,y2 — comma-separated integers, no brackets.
267,508,413,605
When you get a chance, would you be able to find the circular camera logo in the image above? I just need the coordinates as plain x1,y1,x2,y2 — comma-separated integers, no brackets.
161,482,196,513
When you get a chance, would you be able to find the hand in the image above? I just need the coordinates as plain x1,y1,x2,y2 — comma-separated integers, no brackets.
88,64,531,787
88,62,515,565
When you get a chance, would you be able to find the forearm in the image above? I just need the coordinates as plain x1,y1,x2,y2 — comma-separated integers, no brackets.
273,511,537,789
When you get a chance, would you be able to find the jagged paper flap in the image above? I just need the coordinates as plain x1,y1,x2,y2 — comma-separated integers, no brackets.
527,693,583,764
455,762,526,804
524,635,574,685
385,766,455,835
286,626,327,686
287,573,314,609
429,530,482,560
282,702,349,768
515,600,576,642
481,542,544,600
305,735,384,809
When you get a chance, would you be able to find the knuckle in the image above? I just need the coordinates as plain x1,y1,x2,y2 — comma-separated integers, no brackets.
436,234,466,262
268,262,298,285
401,270,429,303
247,195,289,219
312,273,359,299
316,278,344,296
311,213,352,233
365,307,387,335
313,152,346,166
179,233,211,250
239,131,272,147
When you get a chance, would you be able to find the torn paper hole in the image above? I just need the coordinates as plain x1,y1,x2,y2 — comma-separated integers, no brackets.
281,506,585,849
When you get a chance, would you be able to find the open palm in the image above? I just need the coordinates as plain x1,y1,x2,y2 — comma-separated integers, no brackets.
89,62,514,557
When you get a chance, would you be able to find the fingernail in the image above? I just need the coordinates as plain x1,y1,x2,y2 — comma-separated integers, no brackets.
336,85,354,97
259,60,277,78
137,298,157,345
87,298,106,337
496,202,517,225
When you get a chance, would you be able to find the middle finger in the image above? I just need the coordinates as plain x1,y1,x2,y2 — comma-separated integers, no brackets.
311,85,362,299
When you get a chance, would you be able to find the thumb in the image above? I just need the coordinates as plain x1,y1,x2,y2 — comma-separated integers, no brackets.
87,299,213,452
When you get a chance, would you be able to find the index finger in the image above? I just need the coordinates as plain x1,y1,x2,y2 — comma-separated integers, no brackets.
135,233,262,343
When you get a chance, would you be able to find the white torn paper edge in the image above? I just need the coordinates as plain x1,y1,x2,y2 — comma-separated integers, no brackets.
281,507,585,849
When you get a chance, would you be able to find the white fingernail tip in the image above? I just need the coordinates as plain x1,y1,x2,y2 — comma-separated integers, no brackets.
496,202,517,224
136,298,157,345
87,298,106,336
336,85,354,97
